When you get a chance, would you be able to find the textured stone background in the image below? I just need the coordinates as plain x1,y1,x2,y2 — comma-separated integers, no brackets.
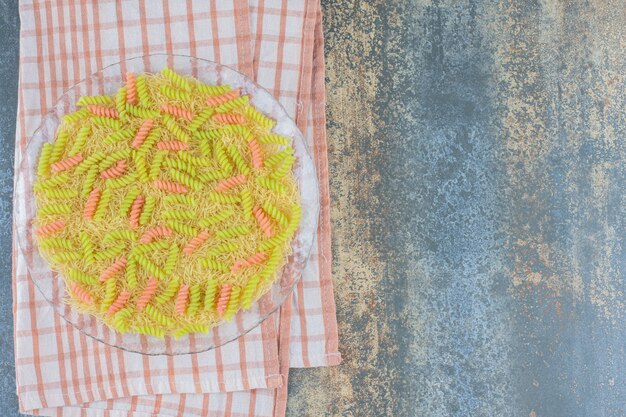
1,1,625,416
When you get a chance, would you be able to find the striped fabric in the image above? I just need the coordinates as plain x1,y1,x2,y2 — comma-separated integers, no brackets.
12,1,339,416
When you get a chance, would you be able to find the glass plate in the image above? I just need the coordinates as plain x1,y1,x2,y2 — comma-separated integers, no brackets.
14,54,319,355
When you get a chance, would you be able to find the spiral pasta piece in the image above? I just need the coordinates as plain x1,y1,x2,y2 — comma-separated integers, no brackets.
264,148,293,168
134,152,149,182
39,237,73,250
50,153,83,173
197,208,234,227
206,89,240,107
156,140,189,151
106,290,131,316
259,133,291,146
125,256,138,288
188,108,215,132
42,188,76,200
216,284,231,317
139,195,156,225
93,188,112,221
243,105,275,129
131,119,154,149
196,83,231,96
177,151,212,166
162,68,192,91
112,308,133,332
136,74,152,107
49,131,69,164
253,206,273,237
139,127,161,153
196,169,229,183
270,155,296,179
87,105,119,118
83,188,101,219
139,226,173,243
175,284,190,315
160,103,194,121
213,141,233,174
76,151,106,174
153,180,189,194
214,96,249,113
37,143,53,178
136,278,159,311
261,201,289,227
183,229,210,256
100,277,117,312
240,188,253,220
163,243,180,275
203,279,219,311
39,203,72,216
36,172,70,191
144,304,174,327
95,242,126,262
186,284,202,316
118,187,141,216
160,84,191,101
207,192,241,204
198,258,228,272
62,107,90,124
92,116,122,130
67,268,97,285
215,225,250,239
100,159,128,179
163,194,196,206
71,282,95,305
79,231,95,265
69,125,90,156
212,113,246,125
133,240,169,256
194,128,221,141
36,219,66,237
134,325,165,339
135,254,167,279
125,103,160,119
163,158,198,176
149,150,167,180
231,252,267,273
205,242,238,257
156,278,179,304
223,286,241,320
248,139,263,169
103,230,137,244
162,114,192,142
215,174,247,192
129,195,145,229
115,86,128,120
98,149,132,171
125,72,138,105
241,275,261,309
256,177,287,193
162,209,195,221
221,124,252,141
166,220,198,236
51,252,82,263
99,257,128,282
226,145,251,175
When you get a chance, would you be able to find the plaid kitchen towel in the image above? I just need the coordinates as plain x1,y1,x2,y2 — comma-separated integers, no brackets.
12,1,339,416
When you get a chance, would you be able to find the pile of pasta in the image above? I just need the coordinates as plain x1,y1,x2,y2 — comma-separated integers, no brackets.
33,68,301,339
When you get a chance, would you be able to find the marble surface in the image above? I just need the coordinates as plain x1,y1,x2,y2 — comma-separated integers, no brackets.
1,1,625,416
